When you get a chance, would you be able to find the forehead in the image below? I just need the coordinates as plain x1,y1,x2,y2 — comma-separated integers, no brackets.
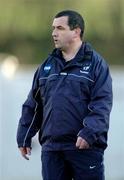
52,16,69,27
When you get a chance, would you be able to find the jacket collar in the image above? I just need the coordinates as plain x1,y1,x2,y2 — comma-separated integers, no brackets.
50,42,92,67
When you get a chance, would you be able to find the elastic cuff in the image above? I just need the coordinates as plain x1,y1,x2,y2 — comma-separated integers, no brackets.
77,127,97,145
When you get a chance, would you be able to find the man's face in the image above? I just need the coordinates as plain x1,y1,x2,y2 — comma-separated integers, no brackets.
52,16,76,50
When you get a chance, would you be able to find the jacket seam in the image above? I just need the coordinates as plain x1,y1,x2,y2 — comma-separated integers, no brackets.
39,73,94,83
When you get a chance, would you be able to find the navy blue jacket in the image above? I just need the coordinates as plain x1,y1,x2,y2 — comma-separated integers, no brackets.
17,42,113,151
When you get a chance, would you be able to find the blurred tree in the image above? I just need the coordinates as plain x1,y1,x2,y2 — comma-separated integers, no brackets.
0,0,123,65
108,0,123,39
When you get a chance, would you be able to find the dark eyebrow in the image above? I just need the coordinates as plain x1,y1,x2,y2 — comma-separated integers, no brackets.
52,25,65,29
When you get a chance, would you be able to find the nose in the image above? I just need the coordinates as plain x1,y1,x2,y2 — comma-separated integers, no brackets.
52,28,57,37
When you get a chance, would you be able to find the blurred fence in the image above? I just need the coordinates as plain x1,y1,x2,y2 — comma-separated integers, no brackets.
0,65,124,180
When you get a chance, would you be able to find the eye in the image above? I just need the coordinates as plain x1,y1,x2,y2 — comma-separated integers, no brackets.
52,26,65,31
57,26,65,30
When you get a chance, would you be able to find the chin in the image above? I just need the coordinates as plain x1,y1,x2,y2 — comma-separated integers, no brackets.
55,45,61,49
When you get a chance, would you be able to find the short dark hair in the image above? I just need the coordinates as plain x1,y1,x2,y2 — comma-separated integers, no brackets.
55,10,85,39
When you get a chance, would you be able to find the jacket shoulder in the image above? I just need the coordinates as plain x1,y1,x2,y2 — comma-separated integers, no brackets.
92,49,109,70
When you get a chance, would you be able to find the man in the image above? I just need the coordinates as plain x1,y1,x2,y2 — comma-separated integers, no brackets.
17,10,113,180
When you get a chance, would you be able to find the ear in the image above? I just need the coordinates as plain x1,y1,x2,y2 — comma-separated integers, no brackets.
73,27,81,38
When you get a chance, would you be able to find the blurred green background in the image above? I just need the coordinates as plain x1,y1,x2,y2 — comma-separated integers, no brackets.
0,0,124,65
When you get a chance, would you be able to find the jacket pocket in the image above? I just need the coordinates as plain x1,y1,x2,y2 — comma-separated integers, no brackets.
39,75,58,98
66,74,91,101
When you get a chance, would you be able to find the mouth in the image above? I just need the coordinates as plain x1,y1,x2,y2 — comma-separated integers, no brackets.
53,39,58,43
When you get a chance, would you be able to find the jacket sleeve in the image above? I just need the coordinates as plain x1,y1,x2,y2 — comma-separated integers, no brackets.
78,58,113,145
17,67,43,148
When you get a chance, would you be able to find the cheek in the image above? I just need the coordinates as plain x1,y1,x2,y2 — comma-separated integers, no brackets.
62,33,74,43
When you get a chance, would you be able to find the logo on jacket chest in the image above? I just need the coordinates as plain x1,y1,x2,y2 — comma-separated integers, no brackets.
44,65,51,71
80,63,91,74
43,65,52,76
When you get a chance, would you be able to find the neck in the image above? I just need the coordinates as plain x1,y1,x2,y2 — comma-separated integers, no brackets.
62,40,83,61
